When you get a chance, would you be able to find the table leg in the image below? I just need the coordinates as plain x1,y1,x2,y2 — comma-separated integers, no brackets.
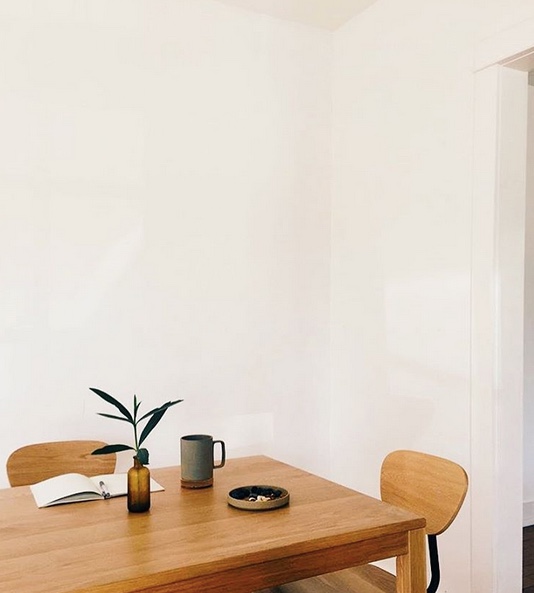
396,527,426,593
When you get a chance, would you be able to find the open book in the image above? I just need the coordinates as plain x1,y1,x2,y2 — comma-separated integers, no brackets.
30,473,164,508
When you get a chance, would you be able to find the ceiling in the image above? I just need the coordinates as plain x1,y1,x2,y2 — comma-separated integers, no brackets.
214,0,378,30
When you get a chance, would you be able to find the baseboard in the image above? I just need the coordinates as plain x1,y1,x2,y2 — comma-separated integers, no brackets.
524,500,534,527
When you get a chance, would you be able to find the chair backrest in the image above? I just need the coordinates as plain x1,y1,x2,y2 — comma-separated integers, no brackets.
6,440,117,487
380,450,468,536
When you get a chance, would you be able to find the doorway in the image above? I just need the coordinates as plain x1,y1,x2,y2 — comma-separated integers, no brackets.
472,44,532,592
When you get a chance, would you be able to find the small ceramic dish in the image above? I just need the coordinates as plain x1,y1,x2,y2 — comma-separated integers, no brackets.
227,485,289,511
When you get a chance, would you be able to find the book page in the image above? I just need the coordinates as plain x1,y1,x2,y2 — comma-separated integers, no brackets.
91,473,164,497
30,472,166,507
90,474,127,497
30,473,100,508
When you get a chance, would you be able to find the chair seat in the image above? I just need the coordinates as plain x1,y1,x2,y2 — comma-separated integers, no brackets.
257,564,396,593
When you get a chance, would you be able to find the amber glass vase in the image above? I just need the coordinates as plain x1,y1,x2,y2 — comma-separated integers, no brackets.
127,456,150,513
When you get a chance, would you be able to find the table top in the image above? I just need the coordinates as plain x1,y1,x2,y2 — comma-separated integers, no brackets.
0,455,425,593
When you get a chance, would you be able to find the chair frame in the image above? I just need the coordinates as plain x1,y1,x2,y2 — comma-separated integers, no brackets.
427,534,440,593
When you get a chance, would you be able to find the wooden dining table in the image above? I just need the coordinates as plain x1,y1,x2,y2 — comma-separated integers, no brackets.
0,455,426,593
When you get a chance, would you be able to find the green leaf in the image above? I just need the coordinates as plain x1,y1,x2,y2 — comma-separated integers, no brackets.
92,444,134,455
89,388,134,423
137,448,149,465
133,395,141,422
138,408,167,446
97,412,131,423
137,399,183,446
138,399,183,422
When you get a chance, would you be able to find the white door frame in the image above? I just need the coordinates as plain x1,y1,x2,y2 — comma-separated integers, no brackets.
472,20,533,593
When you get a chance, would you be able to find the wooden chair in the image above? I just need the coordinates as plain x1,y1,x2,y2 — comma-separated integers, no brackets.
257,450,468,593
6,440,117,487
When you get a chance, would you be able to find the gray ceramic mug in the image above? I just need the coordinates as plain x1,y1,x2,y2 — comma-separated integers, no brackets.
180,434,226,488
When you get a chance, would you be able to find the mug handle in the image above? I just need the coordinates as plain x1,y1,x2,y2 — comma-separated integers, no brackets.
213,440,226,469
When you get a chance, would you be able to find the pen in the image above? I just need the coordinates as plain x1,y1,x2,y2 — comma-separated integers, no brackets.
99,480,111,499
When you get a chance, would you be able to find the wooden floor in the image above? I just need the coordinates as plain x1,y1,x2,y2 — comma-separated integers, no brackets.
525,526,534,592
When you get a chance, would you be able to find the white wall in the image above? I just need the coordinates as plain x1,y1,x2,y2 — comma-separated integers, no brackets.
331,1,534,591
0,0,332,483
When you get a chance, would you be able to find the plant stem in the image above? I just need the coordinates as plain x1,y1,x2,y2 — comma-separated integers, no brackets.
133,396,139,455
133,420,139,454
